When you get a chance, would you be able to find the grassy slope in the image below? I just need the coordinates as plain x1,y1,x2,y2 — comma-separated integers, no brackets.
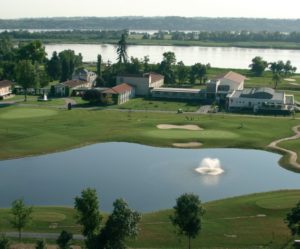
0,106,299,166
0,190,299,248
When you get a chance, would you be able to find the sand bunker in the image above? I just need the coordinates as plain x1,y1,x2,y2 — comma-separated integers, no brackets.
289,82,300,86
284,78,296,82
157,124,203,131
173,142,202,148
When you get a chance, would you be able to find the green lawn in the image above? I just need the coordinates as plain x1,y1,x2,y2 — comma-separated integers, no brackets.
0,106,299,168
110,97,201,112
1,190,299,248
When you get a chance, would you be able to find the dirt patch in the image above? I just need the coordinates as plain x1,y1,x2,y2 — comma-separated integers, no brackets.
284,78,296,82
157,124,203,131
173,142,202,148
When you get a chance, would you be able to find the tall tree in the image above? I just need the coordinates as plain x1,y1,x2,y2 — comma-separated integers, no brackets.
117,33,128,64
285,201,300,236
272,72,282,89
46,51,62,81
159,51,176,84
74,188,102,249
59,50,83,82
10,199,33,241
57,230,73,249
15,60,38,101
98,199,141,249
249,56,268,76
170,193,205,249
177,61,189,84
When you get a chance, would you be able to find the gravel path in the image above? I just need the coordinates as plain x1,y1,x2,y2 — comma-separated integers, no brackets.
4,232,84,241
268,125,300,170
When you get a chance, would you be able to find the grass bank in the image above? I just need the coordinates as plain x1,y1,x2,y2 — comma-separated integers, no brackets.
0,106,299,167
1,190,299,248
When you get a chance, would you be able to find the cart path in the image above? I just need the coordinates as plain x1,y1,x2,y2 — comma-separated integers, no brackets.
268,125,300,169
4,232,84,240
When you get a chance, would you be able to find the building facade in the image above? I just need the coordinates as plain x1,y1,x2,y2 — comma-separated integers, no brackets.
0,80,13,99
116,72,164,96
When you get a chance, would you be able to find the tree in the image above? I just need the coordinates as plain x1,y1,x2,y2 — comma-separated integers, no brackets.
159,51,176,84
74,188,102,249
177,61,189,84
117,33,128,64
35,240,47,249
285,201,300,236
98,199,141,249
272,72,282,89
10,199,33,241
0,236,10,249
57,230,73,249
46,51,62,81
249,56,268,76
15,60,38,101
283,60,297,76
96,54,105,86
190,63,209,84
82,89,102,103
170,193,205,249
59,50,83,82
17,40,47,64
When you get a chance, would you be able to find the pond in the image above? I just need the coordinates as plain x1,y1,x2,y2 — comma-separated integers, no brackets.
0,142,299,212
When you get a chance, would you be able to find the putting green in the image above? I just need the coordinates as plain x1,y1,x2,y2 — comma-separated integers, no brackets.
32,212,66,222
0,108,58,119
146,129,239,139
256,196,299,210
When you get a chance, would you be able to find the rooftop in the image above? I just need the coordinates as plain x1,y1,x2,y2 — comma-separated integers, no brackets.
213,71,246,83
229,87,285,101
152,88,202,94
0,80,13,88
58,80,89,88
103,83,133,94
118,72,164,83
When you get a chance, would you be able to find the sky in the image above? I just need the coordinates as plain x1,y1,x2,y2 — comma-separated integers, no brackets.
1,0,300,19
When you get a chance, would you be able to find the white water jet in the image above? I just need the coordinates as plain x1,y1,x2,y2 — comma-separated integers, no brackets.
195,158,224,176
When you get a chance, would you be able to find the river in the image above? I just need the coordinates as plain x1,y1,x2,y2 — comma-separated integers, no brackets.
45,43,300,72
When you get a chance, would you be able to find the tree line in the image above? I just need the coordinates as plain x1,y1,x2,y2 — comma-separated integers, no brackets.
4,30,300,43
1,17,300,32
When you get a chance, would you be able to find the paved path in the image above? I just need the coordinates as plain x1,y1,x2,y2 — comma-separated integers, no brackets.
4,232,84,241
63,98,77,106
268,125,300,170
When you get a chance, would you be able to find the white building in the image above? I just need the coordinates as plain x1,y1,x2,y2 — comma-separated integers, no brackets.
116,72,164,96
227,87,295,113
102,83,135,104
54,80,93,97
206,71,246,102
151,88,206,100
72,69,97,86
0,80,13,99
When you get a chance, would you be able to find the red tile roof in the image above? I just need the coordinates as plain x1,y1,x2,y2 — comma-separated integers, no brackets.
103,83,133,94
0,80,13,88
214,71,246,83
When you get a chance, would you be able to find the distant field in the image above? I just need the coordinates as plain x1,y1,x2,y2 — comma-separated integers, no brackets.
1,190,299,248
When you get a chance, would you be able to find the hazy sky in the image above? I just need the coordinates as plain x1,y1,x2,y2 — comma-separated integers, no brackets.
1,0,300,19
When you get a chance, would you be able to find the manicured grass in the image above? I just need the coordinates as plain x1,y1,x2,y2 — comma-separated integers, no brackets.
0,190,299,248
110,97,200,112
0,106,299,168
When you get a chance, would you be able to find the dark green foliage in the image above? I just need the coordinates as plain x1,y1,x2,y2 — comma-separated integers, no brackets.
10,199,33,240
47,51,62,81
82,89,102,103
0,236,10,249
170,193,205,249
17,40,47,64
59,50,83,82
190,63,210,84
15,60,38,101
98,199,141,249
74,188,102,249
177,61,189,84
117,33,128,64
249,56,268,76
35,240,47,249
159,52,176,84
286,201,300,236
57,230,73,249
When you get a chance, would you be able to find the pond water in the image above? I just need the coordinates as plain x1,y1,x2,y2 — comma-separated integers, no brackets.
0,142,299,212
45,43,300,72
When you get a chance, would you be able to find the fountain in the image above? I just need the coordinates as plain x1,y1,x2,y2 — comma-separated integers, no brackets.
195,158,224,176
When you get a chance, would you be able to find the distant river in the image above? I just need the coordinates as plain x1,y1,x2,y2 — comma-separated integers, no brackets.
45,43,300,72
